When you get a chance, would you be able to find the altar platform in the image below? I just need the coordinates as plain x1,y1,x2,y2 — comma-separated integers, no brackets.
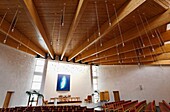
50,96,82,104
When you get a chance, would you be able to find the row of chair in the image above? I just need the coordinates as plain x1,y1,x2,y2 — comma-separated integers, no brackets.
144,100,155,112
103,100,156,112
1,100,169,112
159,100,170,112
103,100,134,112
0,105,103,112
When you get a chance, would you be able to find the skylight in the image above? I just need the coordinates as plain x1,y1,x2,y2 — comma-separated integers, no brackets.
164,41,170,45
166,23,170,30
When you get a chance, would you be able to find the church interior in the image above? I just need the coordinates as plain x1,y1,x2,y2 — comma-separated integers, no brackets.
0,0,170,112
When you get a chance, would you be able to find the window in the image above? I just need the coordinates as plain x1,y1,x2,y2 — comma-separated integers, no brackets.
93,84,98,91
34,59,45,73
31,82,41,90
92,65,99,103
92,66,98,77
93,78,98,85
33,75,42,82
31,58,45,91
36,59,45,66
35,66,44,73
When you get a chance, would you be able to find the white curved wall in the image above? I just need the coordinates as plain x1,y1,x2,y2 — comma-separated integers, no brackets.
98,65,170,105
0,44,35,107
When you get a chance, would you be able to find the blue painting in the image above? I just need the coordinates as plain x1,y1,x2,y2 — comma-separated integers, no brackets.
56,74,70,91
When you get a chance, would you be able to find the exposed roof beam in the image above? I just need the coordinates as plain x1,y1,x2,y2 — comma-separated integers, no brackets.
101,61,170,65
82,33,170,63
93,50,170,64
91,48,161,64
97,44,170,65
155,44,170,53
0,34,36,56
20,0,54,59
156,53,170,60
68,0,146,61
83,30,170,63
76,8,170,62
100,58,154,65
99,55,162,65
154,0,170,10
149,60,170,65
0,17,45,57
92,43,170,64
60,0,88,60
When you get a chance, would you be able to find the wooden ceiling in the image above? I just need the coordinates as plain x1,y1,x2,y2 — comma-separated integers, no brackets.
0,0,170,65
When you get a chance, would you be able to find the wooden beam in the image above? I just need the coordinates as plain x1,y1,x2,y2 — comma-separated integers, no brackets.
82,31,170,63
99,52,170,64
92,44,170,64
82,41,160,63
76,8,170,61
20,0,54,59
83,45,159,63
68,0,146,61
154,0,170,10
148,60,170,65
95,44,170,65
91,49,159,64
60,0,88,60
0,34,36,56
91,51,161,63
156,53,170,60
100,57,170,65
99,54,163,65
100,58,153,65
0,17,45,57
155,44,170,53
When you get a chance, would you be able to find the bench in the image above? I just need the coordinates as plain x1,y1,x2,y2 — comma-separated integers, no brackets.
122,100,138,112
144,100,156,112
159,100,170,112
135,100,147,112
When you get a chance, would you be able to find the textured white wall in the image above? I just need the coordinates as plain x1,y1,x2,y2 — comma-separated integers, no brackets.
98,65,170,105
43,60,92,102
0,44,35,107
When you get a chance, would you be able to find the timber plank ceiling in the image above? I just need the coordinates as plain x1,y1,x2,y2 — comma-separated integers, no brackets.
0,0,170,65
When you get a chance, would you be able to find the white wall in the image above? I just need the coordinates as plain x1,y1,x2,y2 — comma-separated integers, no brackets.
0,44,35,107
43,60,92,102
98,65,170,105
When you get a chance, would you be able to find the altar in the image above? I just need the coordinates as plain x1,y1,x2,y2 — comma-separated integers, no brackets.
50,96,82,104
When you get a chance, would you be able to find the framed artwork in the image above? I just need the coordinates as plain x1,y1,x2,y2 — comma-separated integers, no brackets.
56,74,70,91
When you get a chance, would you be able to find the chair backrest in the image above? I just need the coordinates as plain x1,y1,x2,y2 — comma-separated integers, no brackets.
123,100,138,112
87,95,92,100
144,100,155,112
162,100,170,110
135,100,146,112
151,100,155,112
59,95,63,98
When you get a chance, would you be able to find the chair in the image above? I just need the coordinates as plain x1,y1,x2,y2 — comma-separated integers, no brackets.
85,95,92,103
